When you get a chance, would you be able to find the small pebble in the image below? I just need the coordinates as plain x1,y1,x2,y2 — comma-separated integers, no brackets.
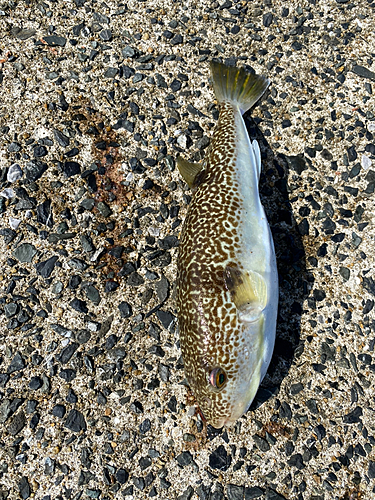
7,164,23,182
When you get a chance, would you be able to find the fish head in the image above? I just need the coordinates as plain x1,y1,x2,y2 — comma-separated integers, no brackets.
184,315,266,429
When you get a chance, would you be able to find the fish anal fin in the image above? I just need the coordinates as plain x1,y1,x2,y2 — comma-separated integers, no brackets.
177,156,203,189
224,265,267,322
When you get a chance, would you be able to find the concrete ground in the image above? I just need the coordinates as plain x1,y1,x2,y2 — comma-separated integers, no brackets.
0,0,375,499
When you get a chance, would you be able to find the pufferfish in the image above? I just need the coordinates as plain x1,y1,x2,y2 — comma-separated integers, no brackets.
176,62,278,429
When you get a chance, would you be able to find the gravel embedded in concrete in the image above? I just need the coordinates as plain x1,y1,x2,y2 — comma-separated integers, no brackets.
0,1,375,499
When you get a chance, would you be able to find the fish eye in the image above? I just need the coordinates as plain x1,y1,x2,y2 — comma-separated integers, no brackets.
209,367,227,389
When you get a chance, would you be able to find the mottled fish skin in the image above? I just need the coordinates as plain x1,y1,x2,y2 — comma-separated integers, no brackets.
177,84,278,428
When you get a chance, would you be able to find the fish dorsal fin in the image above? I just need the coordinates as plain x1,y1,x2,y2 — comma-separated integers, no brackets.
177,156,203,189
224,265,267,323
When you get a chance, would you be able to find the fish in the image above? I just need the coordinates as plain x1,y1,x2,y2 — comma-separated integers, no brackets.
176,62,278,429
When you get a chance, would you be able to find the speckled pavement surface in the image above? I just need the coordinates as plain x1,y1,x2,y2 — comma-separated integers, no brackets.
1,1,375,499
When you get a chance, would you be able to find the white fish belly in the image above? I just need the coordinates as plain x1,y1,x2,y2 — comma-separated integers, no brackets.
234,109,279,381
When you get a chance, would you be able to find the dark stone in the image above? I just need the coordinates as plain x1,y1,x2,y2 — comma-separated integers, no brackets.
139,456,152,471
0,228,16,244
266,491,287,500
8,410,26,435
68,258,88,271
347,146,357,162
116,469,129,484
97,201,112,217
0,373,10,387
29,376,43,390
58,368,76,381
4,302,18,318
58,342,79,364
80,234,95,252
13,243,37,263
44,35,67,47
279,401,292,419
290,383,304,395
158,235,179,249
291,41,302,50
66,389,78,403
263,12,273,27
24,161,48,181
12,27,36,40
127,272,144,286
321,148,333,161
363,276,375,297
119,301,133,318
170,34,183,45
163,30,173,39
168,395,177,413
130,401,143,414
139,418,151,434
84,284,101,305
298,218,309,236
343,406,362,424
70,298,88,314
52,405,66,418
64,409,87,432
339,267,350,281
8,141,21,152
287,453,304,469
209,445,232,471
363,299,374,315
368,461,375,479
284,155,307,174
105,281,119,293
63,161,81,177
36,256,58,278
156,310,175,329
113,119,134,132
322,218,336,234
352,65,375,80
178,486,194,500
104,67,118,78
245,487,264,499
313,289,326,301
69,275,82,289
176,451,193,466
19,477,31,499
54,129,70,147
133,477,145,491
170,79,182,92
77,330,91,344
8,352,26,373
253,434,270,452
33,145,47,158
100,29,112,41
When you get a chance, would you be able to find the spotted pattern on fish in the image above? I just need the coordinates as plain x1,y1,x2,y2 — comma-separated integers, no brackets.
176,101,252,425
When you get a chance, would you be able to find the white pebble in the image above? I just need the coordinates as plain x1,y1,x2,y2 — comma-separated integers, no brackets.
177,134,187,148
367,122,375,132
148,226,160,237
7,163,23,182
90,246,104,262
361,154,372,170
9,217,21,230
0,188,15,198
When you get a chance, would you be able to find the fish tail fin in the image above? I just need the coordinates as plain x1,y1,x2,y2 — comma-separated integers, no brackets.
210,61,269,115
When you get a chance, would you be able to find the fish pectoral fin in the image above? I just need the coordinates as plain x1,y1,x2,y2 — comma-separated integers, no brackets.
177,156,203,189
224,266,267,322
238,303,263,323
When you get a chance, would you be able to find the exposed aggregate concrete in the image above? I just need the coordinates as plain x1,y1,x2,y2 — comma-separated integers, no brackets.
0,0,375,499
